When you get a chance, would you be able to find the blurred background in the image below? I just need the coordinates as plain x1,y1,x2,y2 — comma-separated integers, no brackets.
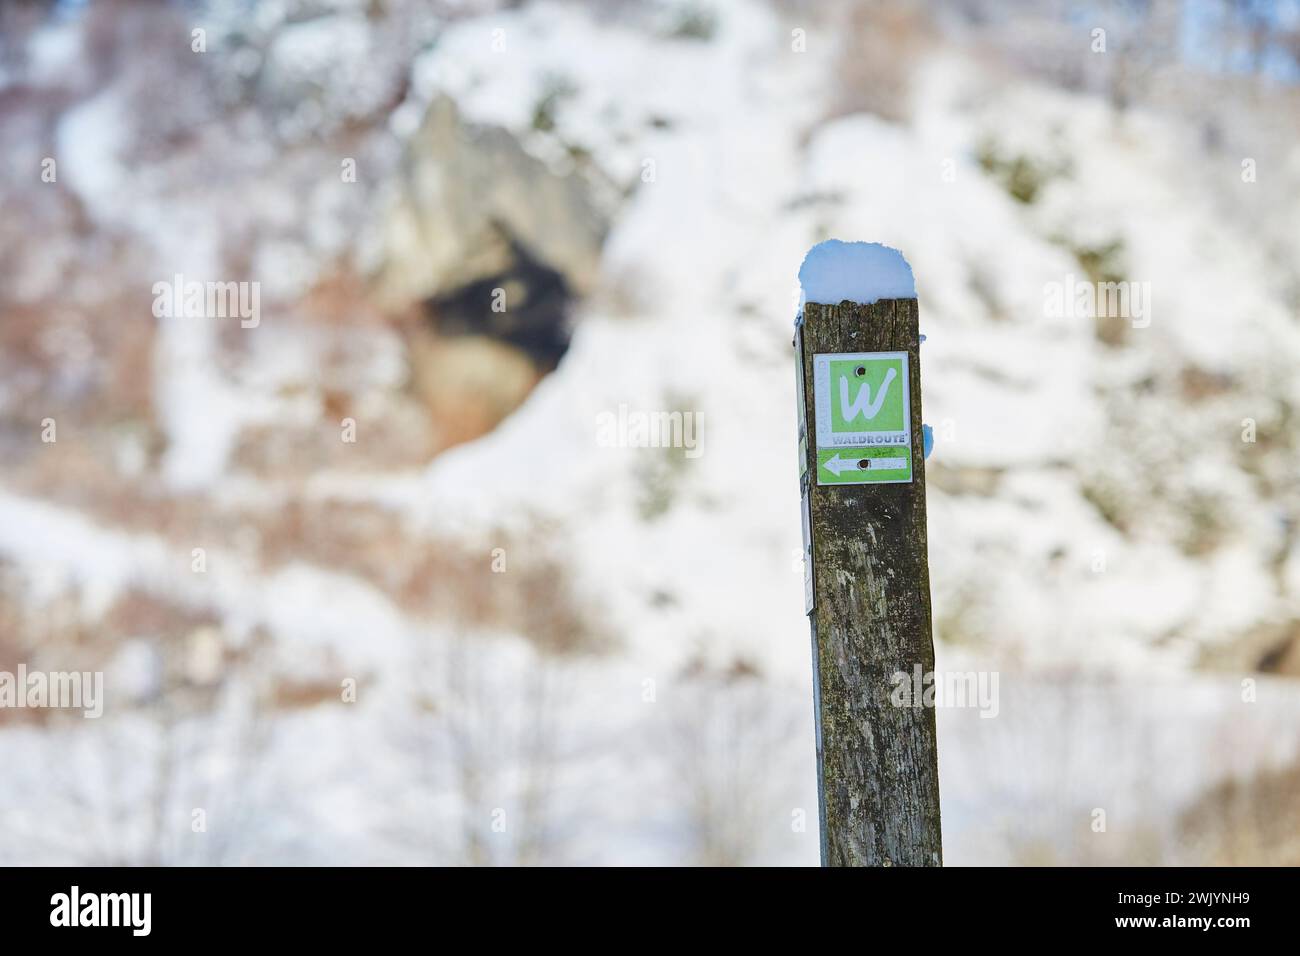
2,0,1300,865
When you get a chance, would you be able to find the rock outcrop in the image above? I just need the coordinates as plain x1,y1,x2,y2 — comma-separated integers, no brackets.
372,94,607,446
373,94,606,311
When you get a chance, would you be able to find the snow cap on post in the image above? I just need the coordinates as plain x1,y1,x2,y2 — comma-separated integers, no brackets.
796,239,934,461
797,239,915,314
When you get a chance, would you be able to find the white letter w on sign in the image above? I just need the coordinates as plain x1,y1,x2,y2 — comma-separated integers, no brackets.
840,367,896,422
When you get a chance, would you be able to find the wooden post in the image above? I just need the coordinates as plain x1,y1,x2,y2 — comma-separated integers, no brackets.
795,296,942,867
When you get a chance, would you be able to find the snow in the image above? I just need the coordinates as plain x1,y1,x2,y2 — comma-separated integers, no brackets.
25,23,83,87
321,0,1300,687
5,0,1300,866
55,91,129,222
0,491,410,676
797,239,916,310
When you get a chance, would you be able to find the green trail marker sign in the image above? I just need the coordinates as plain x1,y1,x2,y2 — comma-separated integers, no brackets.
812,350,912,485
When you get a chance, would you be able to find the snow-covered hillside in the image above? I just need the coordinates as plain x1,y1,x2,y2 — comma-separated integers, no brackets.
1,0,1298,865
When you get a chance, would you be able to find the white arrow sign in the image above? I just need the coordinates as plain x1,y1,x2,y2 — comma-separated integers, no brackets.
824,453,907,476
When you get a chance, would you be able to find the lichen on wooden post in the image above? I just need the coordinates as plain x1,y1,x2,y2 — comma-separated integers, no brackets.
796,296,942,867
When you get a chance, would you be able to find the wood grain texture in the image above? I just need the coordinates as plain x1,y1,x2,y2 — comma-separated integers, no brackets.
798,297,942,867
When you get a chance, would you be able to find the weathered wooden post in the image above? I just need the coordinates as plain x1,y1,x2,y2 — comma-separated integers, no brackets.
795,240,942,866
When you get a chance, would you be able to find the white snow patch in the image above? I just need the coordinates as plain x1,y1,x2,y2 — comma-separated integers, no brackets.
55,90,130,222
798,239,916,311
26,23,84,87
